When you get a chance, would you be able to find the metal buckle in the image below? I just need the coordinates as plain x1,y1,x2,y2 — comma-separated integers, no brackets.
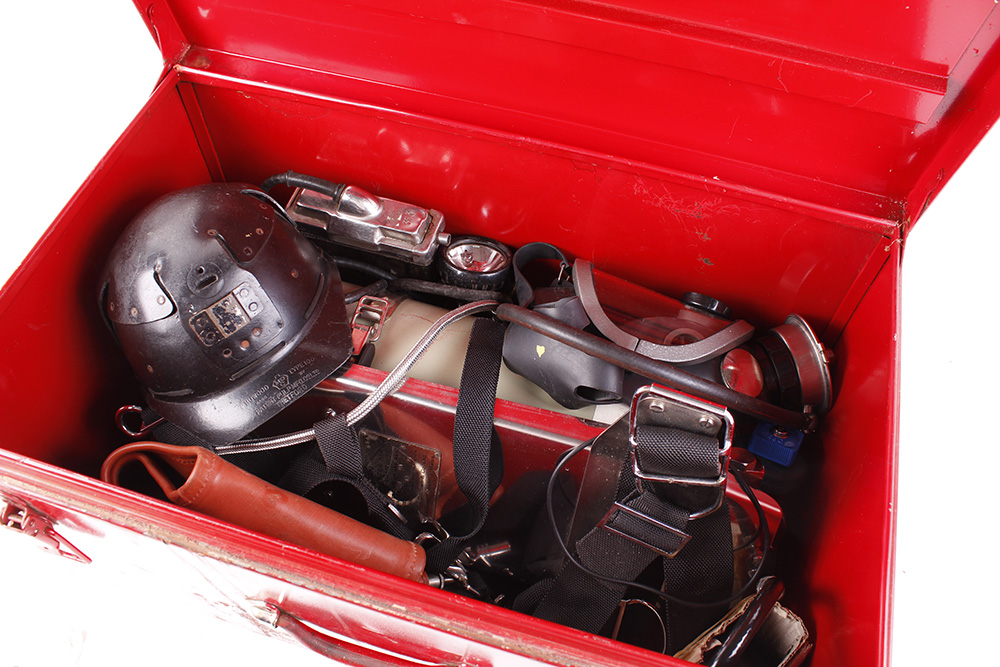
628,386,732,519
599,500,692,558
1,496,91,563
115,404,165,438
349,295,391,355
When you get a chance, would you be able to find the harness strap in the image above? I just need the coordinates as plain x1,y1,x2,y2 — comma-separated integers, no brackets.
281,413,416,541
528,420,733,652
280,316,507,570
425,317,507,572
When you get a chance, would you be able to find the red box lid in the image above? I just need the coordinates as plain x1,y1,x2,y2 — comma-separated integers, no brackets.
137,0,1000,235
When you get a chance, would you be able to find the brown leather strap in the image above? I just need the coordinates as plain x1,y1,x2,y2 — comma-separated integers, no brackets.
102,442,427,582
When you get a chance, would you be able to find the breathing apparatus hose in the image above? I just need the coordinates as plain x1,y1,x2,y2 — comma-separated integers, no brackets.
495,303,815,431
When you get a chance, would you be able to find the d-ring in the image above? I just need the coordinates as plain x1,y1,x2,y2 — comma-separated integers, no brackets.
115,405,164,438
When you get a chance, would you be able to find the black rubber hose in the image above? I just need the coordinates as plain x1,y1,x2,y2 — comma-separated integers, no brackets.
390,278,508,305
261,171,346,200
333,256,397,282
495,303,815,431
344,280,389,305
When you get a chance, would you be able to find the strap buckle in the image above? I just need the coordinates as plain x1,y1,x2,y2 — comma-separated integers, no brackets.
628,386,733,518
600,499,692,558
350,295,391,355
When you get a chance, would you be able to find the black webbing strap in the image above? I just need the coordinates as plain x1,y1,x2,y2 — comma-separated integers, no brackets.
425,317,507,572
280,316,507,570
529,423,732,652
281,412,415,541
633,425,726,512
661,496,733,652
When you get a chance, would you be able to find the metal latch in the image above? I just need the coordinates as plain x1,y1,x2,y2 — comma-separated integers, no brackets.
286,185,451,266
1,496,91,564
350,295,392,356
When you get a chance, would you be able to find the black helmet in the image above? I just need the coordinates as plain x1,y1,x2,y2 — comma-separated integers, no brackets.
102,183,352,446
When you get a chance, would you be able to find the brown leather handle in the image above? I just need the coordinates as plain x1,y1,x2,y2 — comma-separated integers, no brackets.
102,442,426,582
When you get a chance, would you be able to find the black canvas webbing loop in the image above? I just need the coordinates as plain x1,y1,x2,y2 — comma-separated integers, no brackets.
281,413,415,541
632,425,726,514
528,418,733,652
634,426,722,480
425,317,507,572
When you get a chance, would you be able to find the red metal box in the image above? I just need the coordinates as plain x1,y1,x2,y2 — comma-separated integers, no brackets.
2,2,1000,665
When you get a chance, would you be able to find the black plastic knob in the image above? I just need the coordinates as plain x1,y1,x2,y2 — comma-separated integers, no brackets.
681,291,733,319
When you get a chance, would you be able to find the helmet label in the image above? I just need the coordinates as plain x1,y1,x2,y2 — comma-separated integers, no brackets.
243,357,322,418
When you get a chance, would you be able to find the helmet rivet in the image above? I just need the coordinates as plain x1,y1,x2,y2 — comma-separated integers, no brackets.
252,328,262,337
240,340,251,350
130,307,138,317
207,229,217,236
146,365,153,373
290,269,299,278
256,228,264,236
156,296,166,305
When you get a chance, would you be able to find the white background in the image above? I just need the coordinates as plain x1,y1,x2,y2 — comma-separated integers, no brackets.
1,2,997,665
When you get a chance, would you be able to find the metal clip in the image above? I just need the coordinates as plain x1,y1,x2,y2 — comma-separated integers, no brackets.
1,496,91,564
426,541,513,596
414,518,451,547
115,404,165,438
555,260,571,286
599,500,692,558
466,541,513,572
350,295,391,356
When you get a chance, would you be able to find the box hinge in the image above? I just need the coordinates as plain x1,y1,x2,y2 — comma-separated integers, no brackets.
1,496,91,564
